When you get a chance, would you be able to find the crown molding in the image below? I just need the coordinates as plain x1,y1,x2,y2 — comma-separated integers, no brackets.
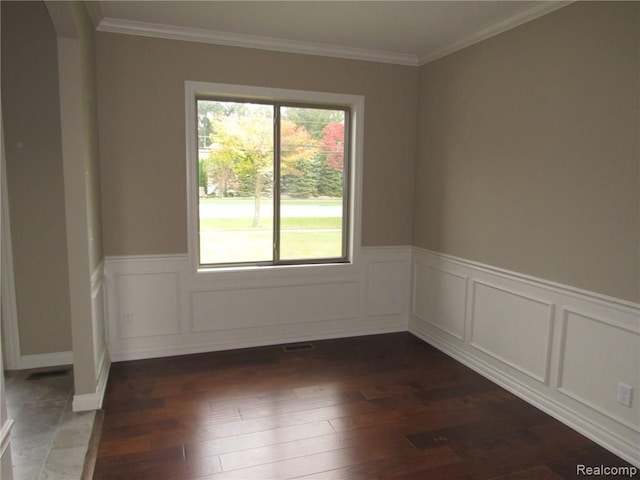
96,1,573,67
96,18,420,66
419,1,573,65
84,1,104,29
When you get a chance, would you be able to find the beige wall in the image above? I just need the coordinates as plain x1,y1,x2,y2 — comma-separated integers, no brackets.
96,34,418,255
97,2,638,302
414,2,639,303
1,1,72,354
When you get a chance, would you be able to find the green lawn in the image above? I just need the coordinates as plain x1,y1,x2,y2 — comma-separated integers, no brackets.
199,197,344,264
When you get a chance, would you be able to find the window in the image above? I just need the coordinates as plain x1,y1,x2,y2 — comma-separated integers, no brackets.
186,82,363,271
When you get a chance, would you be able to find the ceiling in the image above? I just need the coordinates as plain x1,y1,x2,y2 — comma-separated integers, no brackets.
95,1,570,66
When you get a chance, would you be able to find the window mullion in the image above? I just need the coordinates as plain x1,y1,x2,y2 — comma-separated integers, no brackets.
273,105,281,263
342,110,351,258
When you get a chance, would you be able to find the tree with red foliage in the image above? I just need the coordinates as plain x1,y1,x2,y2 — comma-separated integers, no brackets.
319,122,345,170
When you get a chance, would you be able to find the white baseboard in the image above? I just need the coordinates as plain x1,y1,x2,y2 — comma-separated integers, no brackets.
72,350,110,412
410,247,640,467
17,351,73,370
110,319,406,362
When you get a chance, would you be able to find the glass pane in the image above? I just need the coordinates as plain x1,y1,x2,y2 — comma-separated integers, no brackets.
279,107,346,261
197,100,274,264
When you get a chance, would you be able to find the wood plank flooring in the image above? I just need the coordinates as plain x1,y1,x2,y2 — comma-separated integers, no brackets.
94,333,635,479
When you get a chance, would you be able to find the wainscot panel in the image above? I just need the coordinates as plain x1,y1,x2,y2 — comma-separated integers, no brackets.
115,272,181,339
104,247,411,362
469,280,554,384
409,247,640,467
412,263,467,341
191,282,359,332
557,309,639,431
366,257,411,317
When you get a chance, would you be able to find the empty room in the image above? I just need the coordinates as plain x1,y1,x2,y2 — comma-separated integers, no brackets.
0,1,638,479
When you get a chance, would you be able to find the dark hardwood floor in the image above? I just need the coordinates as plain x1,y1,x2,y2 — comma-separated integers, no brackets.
94,333,635,479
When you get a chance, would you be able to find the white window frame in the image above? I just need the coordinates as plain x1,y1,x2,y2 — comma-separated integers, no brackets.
185,81,364,279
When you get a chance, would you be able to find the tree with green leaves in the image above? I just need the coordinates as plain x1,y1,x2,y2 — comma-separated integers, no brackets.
208,107,273,226
280,119,318,198
283,107,344,139
205,106,318,227
200,101,346,202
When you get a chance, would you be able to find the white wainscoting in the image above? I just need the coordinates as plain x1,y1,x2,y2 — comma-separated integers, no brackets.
409,248,640,467
104,246,411,362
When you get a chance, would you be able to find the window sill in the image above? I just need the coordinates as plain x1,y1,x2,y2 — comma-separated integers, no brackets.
192,258,361,284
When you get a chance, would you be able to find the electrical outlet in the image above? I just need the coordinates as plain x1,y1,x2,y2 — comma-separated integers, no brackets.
123,311,135,326
617,383,633,408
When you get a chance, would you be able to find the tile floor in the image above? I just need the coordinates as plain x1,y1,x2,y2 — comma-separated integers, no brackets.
4,368,95,480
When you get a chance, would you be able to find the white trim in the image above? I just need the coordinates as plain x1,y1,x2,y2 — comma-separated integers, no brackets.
72,349,110,412
96,2,571,67
414,249,638,312
102,253,188,265
110,320,406,363
0,419,14,459
83,1,103,29
419,1,573,64
98,18,419,66
18,351,73,370
184,82,364,281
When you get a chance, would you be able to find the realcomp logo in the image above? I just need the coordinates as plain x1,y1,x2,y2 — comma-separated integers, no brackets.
576,464,638,477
